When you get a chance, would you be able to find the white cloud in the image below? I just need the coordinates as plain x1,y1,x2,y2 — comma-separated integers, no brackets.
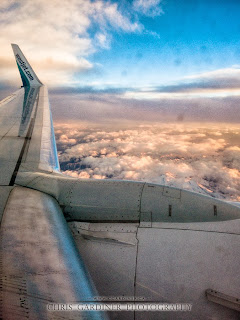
56,123,240,201
0,0,143,86
119,65,240,101
95,32,111,49
133,0,164,17
102,2,143,32
184,67,240,81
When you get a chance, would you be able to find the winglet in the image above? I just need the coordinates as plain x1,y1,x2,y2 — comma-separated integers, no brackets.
11,44,42,87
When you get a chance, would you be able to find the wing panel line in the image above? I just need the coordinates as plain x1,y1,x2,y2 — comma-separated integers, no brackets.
9,89,40,186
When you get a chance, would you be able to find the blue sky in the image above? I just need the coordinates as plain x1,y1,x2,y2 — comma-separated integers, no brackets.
82,0,240,88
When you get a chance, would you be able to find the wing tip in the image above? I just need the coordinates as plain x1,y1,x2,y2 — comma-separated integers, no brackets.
11,44,43,87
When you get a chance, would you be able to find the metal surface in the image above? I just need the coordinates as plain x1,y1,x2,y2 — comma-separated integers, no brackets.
70,220,240,320
0,187,13,223
135,227,240,320
206,289,240,312
16,172,240,222
0,84,59,187
0,88,26,185
21,85,59,173
140,183,240,222
71,222,138,320
0,186,106,320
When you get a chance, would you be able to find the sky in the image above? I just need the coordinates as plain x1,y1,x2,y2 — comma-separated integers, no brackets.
1,0,240,200
1,0,240,96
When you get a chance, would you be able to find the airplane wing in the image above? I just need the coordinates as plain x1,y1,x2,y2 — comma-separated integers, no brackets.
0,45,239,320
0,45,107,320
0,44,59,188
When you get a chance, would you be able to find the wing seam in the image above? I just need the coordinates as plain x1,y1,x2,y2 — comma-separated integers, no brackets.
9,90,40,186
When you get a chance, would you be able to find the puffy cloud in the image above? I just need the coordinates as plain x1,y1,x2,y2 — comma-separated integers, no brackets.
55,122,240,201
58,134,76,145
0,0,144,86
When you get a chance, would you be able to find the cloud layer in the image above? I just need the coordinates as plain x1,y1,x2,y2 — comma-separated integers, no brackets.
55,122,240,201
49,89,240,124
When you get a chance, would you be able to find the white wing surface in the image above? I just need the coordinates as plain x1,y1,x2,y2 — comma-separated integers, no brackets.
0,45,106,320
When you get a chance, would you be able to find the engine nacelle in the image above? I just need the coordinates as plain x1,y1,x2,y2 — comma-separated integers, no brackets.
16,172,240,223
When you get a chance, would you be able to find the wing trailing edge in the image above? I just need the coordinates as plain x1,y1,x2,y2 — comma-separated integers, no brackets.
11,43,42,87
